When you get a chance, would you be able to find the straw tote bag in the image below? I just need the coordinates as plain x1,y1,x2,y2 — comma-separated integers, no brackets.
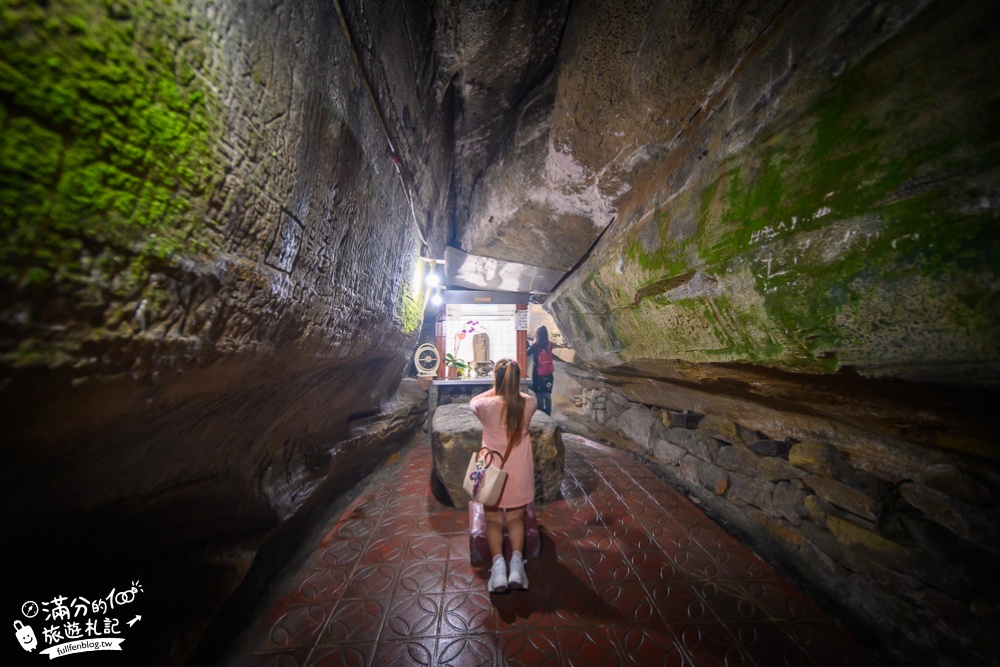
463,445,511,506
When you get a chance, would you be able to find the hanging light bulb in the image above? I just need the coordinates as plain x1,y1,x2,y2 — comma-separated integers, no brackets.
430,292,443,306
426,270,441,288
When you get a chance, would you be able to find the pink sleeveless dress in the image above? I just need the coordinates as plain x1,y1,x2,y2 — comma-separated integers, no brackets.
469,390,537,508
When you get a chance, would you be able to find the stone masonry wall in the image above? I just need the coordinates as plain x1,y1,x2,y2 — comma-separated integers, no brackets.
576,383,1000,667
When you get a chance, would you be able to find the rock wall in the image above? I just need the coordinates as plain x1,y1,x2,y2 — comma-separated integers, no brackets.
0,0,441,661
564,375,999,667
546,0,999,385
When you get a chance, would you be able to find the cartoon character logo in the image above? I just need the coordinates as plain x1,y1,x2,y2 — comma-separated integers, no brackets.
14,620,37,652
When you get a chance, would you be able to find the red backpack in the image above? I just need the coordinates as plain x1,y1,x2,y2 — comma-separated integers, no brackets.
536,343,554,376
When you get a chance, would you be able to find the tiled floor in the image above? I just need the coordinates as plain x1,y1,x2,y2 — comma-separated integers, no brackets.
227,433,885,666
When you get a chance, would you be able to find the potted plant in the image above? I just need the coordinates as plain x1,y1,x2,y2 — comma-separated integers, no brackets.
444,353,470,378
447,320,482,379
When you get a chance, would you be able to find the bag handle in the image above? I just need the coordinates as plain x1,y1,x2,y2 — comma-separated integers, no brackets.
477,439,516,470
476,448,498,468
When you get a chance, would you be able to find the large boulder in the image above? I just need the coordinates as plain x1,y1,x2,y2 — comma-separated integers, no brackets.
431,404,565,507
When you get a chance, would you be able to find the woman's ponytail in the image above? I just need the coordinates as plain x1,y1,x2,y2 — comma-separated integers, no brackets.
493,359,526,452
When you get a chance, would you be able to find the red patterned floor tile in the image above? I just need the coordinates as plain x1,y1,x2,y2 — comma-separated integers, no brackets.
733,581,818,620
346,494,387,518
257,604,329,651
567,496,599,513
556,626,624,666
601,508,642,531
335,517,377,539
579,549,637,583
671,548,722,579
627,549,680,581
406,533,451,560
588,491,624,509
694,581,768,622
396,560,448,596
362,534,409,564
381,594,441,640
610,523,657,550
372,514,416,538
710,549,775,579
648,522,697,550
548,549,592,583
628,502,664,526
498,629,561,666
292,567,351,604
369,637,437,667
343,563,399,599
306,643,373,667
440,590,495,635
445,533,471,561
547,580,614,628
560,481,588,501
315,538,366,568
595,582,660,625
692,525,744,550
572,525,619,551
647,581,715,624
672,507,712,529
493,585,554,631
435,634,497,666
385,495,422,516
672,622,752,667
319,598,386,643
444,559,482,592
614,626,686,667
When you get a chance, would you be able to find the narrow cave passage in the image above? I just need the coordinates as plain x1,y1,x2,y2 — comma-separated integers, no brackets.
2,1,998,667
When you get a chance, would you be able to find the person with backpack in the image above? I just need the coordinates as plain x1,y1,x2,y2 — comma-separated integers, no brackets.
526,325,555,415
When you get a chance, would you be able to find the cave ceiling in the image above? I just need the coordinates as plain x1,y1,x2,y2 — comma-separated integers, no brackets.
427,0,784,292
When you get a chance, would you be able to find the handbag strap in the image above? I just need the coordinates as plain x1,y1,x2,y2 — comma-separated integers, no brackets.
498,439,515,469
478,439,516,469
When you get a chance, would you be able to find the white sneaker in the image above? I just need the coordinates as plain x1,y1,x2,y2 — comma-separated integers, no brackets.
508,551,528,590
488,556,508,594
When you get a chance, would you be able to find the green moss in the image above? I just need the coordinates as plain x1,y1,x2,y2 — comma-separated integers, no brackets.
600,0,1000,373
397,280,422,336
0,0,222,295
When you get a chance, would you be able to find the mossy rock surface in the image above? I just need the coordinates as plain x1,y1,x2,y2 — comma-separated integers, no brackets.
0,0,222,294
549,0,1000,384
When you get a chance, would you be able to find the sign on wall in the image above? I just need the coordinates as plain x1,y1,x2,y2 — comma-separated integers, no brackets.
515,310,528,331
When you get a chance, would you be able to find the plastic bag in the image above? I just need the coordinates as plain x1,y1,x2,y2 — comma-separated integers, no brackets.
468,501,541,565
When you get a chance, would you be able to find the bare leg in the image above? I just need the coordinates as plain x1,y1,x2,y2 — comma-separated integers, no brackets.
484,507,505,558
506,506,525,555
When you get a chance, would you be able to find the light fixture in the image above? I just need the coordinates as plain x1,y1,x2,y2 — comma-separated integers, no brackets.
426,270,441,288
430,292,443,306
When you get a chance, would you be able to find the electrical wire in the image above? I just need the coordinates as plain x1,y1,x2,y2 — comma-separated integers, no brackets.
331,0,429,249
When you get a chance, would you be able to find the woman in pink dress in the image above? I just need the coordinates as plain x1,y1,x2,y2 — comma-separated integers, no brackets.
469,358,537,593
